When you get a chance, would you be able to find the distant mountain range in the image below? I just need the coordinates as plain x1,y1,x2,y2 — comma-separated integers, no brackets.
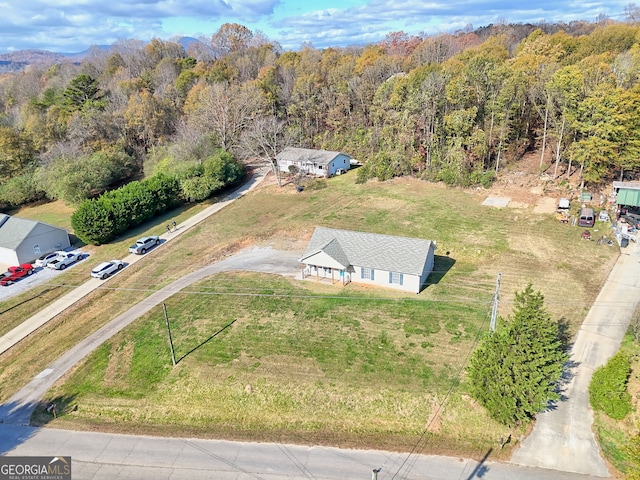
0,47,105,73
0,38,200,73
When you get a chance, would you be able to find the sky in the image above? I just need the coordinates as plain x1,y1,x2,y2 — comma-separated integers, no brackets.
0,0,632,55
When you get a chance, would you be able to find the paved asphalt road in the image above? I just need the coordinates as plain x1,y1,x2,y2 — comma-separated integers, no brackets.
0,169,635,479
0,422,604,480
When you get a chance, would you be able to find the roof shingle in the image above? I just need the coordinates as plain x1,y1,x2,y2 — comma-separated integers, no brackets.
300,227,435,275
276,147,347,166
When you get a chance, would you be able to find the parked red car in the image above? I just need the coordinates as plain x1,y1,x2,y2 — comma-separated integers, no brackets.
0,264,34,286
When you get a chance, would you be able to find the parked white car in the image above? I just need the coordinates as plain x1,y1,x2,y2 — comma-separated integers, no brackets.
129,236,160,255
47,251,84,270
34,252,59,268
91,260,124,279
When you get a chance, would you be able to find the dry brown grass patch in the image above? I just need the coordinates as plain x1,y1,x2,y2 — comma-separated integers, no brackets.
103,340,134,388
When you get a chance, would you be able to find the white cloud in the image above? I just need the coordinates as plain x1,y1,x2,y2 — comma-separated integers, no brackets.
0,0,632,54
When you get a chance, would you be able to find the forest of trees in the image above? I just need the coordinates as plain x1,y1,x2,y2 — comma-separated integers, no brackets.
2,18,640,209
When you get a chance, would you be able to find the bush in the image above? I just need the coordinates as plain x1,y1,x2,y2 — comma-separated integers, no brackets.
35,150,134,205
71,174,181,245
151,149,244,201
71,150,244,245
590,352,633,420
0,172,44,206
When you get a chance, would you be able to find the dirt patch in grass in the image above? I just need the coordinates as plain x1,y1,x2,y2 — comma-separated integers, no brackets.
533,197,558,214
103,340,134,388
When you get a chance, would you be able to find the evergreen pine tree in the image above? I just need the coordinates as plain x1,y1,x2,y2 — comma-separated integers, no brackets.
468,284,568,426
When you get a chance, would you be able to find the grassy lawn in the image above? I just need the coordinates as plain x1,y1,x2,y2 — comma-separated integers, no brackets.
1,171,619,459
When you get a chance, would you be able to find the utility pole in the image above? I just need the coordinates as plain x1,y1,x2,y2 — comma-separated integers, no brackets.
371,468,381,480
489,273,502,332
162,303,177,366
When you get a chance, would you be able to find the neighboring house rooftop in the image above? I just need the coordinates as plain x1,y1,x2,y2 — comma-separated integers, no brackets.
300,227,435,275
0,214,40,249
613,180,640,191
0,214,63,249
276,147,348,166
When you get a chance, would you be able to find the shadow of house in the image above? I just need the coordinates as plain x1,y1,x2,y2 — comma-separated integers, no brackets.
428,254,456,286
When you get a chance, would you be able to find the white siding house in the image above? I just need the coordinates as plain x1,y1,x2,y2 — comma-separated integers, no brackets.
0,214,70,266
299,227,436,294
276,147,351,178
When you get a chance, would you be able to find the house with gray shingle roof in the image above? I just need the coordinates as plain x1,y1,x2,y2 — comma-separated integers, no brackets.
299,227,436,293
276,147,351,178
0,214,70,266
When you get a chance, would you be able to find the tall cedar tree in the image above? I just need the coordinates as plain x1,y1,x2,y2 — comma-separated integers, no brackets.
467,284,568,426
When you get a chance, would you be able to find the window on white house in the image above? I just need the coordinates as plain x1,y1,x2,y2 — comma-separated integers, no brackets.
361,267,375,280
389,272,403,285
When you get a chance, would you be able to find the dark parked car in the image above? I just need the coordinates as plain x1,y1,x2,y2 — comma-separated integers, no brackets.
624,213,640,228
577,208,595,228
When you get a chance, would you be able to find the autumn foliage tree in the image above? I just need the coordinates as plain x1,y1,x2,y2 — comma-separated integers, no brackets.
2,20,640,211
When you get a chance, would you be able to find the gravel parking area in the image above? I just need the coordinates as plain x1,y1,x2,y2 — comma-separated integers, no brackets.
0,250,89,303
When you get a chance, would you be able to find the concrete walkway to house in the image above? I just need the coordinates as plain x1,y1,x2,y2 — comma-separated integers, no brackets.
0,167,270,356
510,240,640,476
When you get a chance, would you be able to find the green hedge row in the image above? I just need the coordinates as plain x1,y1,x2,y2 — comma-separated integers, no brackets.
71,174,182,245
71,151,245,245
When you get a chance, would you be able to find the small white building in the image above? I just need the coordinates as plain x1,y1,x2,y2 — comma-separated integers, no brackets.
276,147,351,178
0,214,70,266
299,227,437,294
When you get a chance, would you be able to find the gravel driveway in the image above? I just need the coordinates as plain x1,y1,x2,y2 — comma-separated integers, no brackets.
0,249,89,303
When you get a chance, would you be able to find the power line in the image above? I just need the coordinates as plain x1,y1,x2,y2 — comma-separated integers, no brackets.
389,297,494,480
10,279,634,311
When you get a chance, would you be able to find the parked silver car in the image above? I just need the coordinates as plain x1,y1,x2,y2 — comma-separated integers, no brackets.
91,260,124,279
129,236,160,254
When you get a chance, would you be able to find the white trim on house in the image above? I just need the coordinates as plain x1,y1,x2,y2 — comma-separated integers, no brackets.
299,227,436,293
276,147,351,178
